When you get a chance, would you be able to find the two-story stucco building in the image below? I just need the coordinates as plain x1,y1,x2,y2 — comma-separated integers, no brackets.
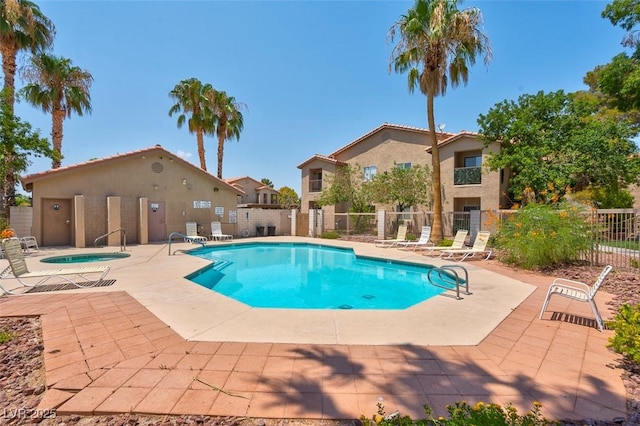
297,123,508,230
224,176,281,208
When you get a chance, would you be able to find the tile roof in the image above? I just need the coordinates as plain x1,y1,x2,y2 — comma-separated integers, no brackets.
20,144,243,194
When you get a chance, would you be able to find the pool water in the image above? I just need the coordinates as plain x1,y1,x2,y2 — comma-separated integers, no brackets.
41,252,131,264
187,243,448,309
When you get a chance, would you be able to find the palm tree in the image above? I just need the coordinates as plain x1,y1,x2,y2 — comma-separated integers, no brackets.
389,0,491,243
0,0,54,215
169,78,213,171
20,53,93,169
0,0,54,113
207,89,245,179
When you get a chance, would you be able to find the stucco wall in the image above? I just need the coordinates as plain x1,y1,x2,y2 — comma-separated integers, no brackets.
27,149,239,247
333,128,431,172
438,137,503,212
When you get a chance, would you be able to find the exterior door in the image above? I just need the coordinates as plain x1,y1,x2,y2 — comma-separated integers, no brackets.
147,201,166,242
42,198,72,246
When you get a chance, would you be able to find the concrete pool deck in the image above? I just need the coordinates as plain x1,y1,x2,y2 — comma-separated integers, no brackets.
0,237,628,422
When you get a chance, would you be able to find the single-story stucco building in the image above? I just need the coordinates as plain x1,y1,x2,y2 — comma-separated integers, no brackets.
20,145,243,247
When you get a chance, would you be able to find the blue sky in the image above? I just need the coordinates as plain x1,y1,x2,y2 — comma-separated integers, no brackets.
15,0,628,194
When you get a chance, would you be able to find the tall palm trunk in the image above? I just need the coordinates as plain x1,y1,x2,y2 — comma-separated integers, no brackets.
0,45,17,114
216,125,226,179
427,91,443,243
51,107,65,169
196,129,207,171
0,44,18,218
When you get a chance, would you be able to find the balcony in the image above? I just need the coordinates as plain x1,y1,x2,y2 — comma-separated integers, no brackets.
309,179,322,192
454,166,481,185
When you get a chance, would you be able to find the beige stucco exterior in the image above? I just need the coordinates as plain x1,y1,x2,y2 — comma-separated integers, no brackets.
433,133,509,212
21,145,242,247
297,123,507,216
225,176,280,207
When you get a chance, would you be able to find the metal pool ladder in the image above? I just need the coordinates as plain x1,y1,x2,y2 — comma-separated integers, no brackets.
427,265,470,300
94,228,126,251
168,232,206,255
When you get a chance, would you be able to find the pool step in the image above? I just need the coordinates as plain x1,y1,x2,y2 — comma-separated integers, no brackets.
211,258,232,271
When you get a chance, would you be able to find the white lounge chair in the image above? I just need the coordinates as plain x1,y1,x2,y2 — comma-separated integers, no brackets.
397,226,433,250
0,239,111,295
539,265,613,332
374,224,408,248
440,231,492,261
421,229,469,256
3,228,38,253
185,222,207,243
210,221,233,241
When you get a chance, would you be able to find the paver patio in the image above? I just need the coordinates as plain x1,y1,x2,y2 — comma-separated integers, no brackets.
0,239,628,422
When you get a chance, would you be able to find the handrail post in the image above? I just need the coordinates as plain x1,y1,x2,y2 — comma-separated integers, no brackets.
94,228,127,251
168,232,205,255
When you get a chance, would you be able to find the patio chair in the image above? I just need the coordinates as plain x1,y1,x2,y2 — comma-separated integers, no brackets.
440,231,492,261
396,226,433,251
0,239,111,295
2,228,38,253
210,221,233,241
185,222,207,243
374,224,408,248
421,229,469,256
539,264,613,332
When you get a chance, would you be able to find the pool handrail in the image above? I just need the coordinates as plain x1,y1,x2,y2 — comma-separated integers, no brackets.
94,228,126,251
427,265,470,300
168,232,206,255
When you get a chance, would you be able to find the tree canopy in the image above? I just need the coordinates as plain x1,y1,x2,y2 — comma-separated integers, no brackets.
317,164,374,213
277,186,299,208
0,90,53,215
317,163,433,215
477,90,640,205
20,53,93,168
370,163,432,213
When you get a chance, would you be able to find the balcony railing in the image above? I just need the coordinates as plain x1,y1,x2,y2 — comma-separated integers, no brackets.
454,166,481,185
309,179,322,192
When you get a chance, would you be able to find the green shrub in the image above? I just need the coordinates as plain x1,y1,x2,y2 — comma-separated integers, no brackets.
361,401,555,426
608,303,640,364
435,238,453,247
0,328,14,344
492,203,593,269
320,231,340,239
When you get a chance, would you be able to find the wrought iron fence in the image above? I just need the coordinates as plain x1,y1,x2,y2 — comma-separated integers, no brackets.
331,212,377,236
326,207,639,271
586,209,639,272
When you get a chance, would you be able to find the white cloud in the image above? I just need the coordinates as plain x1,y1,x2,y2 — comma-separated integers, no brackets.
176,150,192,160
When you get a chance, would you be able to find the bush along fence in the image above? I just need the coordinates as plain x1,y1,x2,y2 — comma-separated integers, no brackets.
316,207,639,272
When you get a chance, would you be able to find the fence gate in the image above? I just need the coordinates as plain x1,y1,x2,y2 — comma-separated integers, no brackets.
296,212,309,236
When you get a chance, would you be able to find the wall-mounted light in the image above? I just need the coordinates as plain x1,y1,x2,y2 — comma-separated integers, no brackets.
182,178,187,186
53,203,60,210
213,187,219,192
153,184,159,191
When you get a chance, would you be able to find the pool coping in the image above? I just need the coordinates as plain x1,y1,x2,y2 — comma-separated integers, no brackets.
6,237,536,346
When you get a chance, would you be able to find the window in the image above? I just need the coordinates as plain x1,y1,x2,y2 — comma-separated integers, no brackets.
463,155,481,168
396,162,411,169
270,194,278,204
363,166,377,181
309,169,323,192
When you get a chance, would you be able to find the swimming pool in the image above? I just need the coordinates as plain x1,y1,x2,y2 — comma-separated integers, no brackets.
41,252,131,264
187,242,452,309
